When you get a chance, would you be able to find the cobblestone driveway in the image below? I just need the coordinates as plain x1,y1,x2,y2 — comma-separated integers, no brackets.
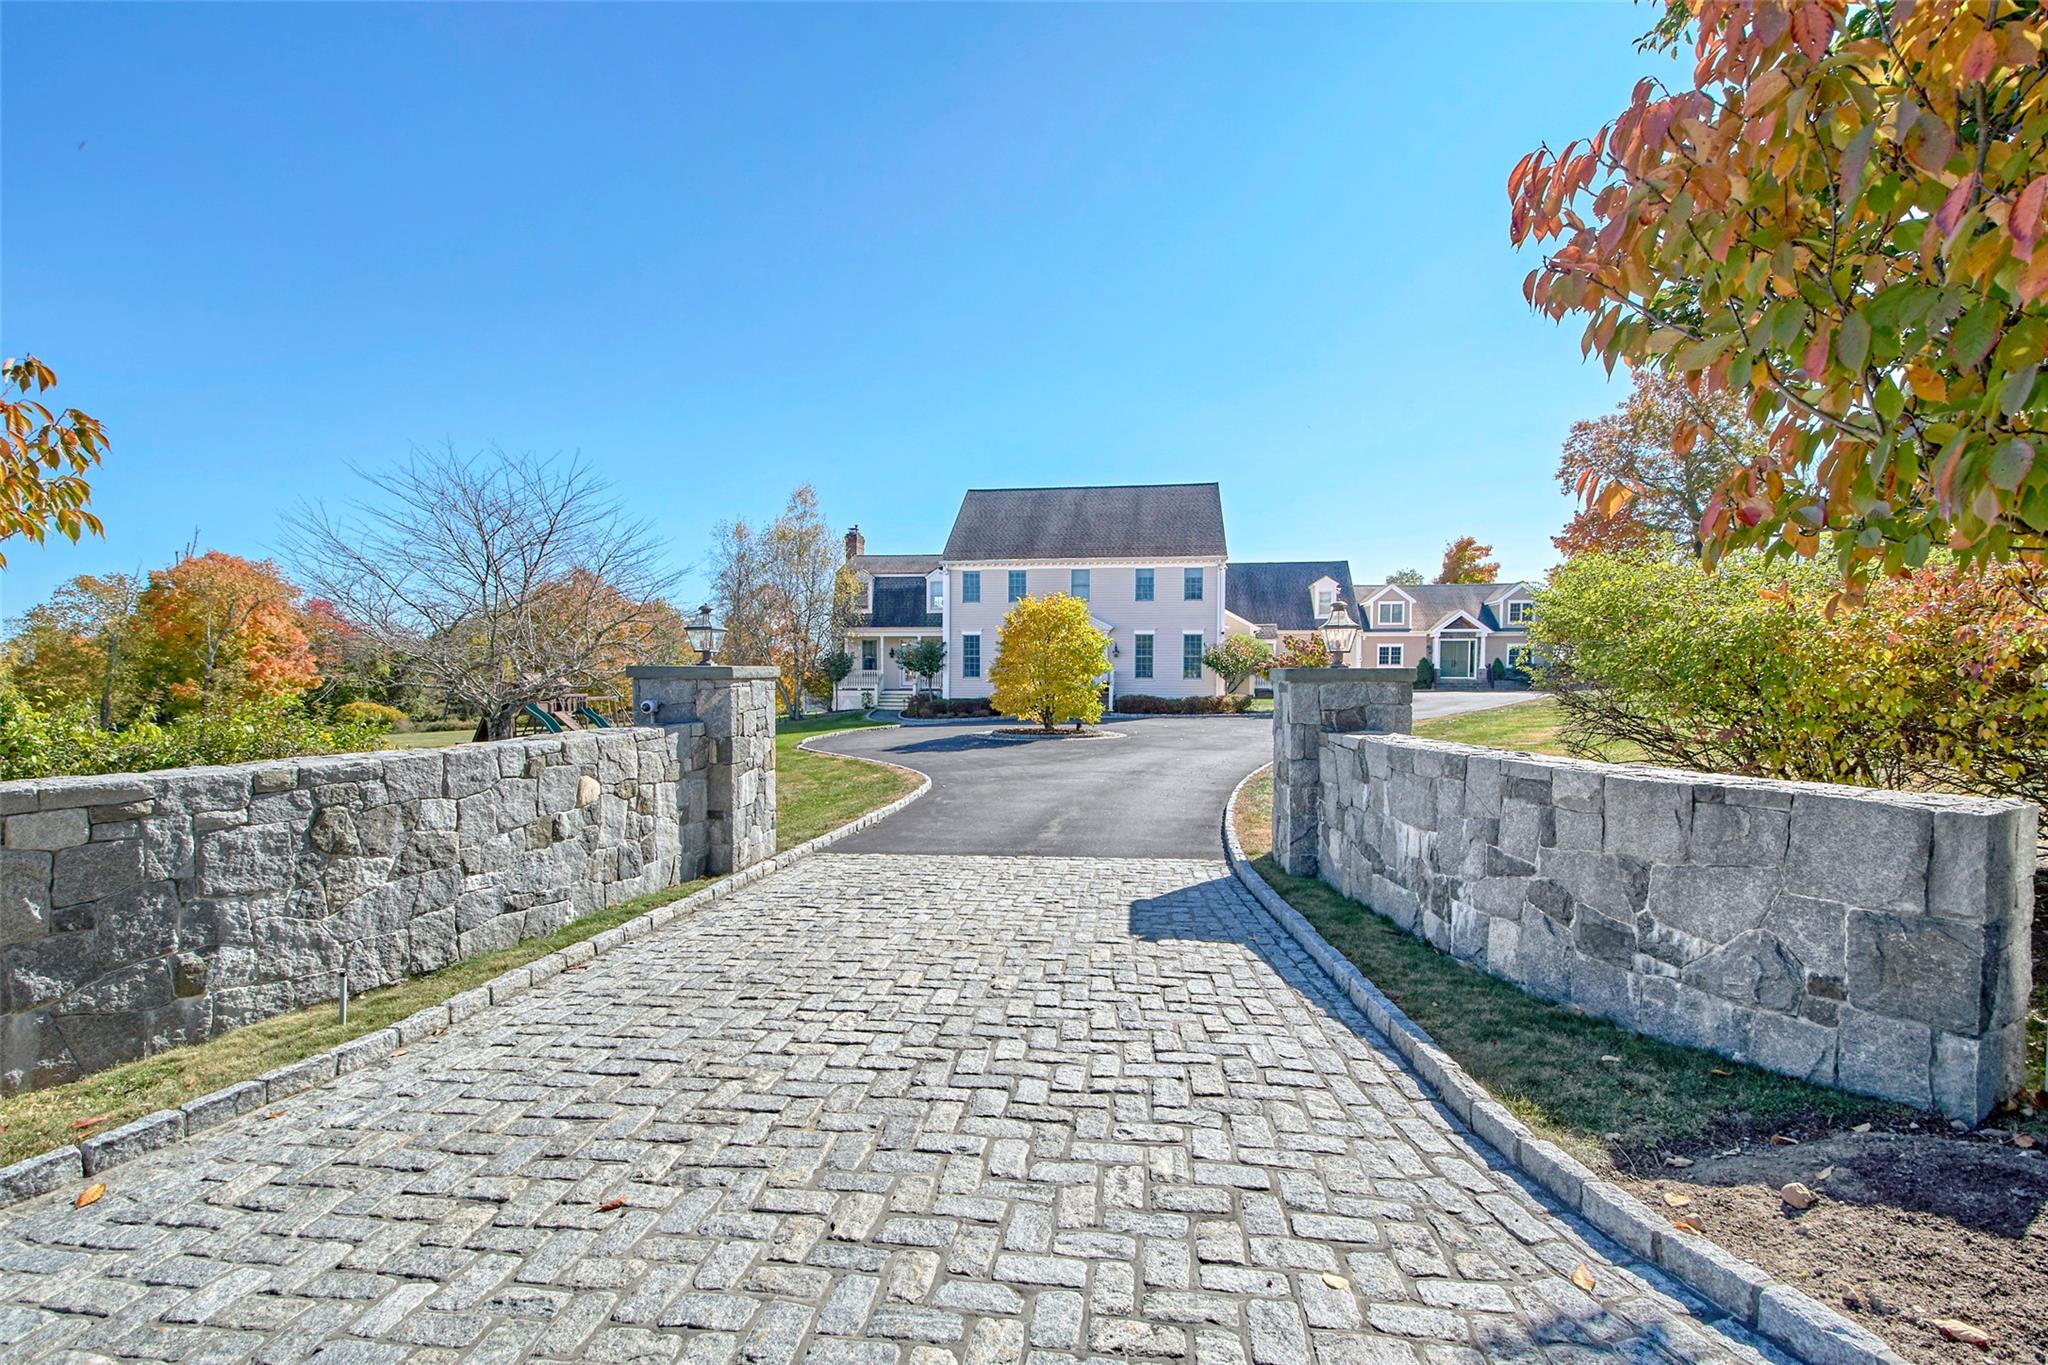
0,855,1780,1364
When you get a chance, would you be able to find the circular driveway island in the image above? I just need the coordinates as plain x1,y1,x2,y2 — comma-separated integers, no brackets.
804,716,1273,858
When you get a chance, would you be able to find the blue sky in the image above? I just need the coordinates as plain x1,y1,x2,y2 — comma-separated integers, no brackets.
1,3,1680,616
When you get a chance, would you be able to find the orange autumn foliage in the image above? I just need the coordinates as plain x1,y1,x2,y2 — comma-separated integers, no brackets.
132,551,320,712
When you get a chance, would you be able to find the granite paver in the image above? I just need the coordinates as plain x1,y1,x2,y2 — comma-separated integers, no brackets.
0,854,1787,1363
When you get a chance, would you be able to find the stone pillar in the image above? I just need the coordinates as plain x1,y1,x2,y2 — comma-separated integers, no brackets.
1270,668,1413,877
629,666,778,875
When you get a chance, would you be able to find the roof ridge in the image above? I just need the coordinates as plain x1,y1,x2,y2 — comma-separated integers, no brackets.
957,481,1221,494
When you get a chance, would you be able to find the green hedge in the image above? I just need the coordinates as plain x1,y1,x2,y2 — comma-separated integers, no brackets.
0,691,391,781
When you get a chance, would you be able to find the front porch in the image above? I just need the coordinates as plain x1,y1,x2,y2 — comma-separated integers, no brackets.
834,630,943,710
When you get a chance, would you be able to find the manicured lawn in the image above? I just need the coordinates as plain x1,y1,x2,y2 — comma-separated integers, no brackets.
1231,769,1899,1163
0,709,915,1167
1412,695,1647,762
0,876,711,1167
380,725,473,749
775,710,919,850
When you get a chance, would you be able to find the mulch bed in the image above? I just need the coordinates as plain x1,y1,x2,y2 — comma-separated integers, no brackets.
988,727,1119,740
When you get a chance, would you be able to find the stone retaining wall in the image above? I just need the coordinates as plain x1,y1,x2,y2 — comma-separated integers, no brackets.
0,718,758,1094
1271,682,2037,1122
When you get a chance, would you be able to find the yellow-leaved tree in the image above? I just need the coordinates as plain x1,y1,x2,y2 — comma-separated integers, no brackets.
989,594,1109,731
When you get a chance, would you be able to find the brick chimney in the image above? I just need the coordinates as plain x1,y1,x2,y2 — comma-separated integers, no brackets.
844,525,865,561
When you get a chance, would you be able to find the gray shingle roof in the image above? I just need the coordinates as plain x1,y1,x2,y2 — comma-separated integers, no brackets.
1226,561,1355,632
1353,582,1534,632
860,576,942,630
942,484,1226,562
853,553,942,576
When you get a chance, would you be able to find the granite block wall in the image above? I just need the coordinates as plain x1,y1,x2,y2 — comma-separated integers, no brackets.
0,723,742,1094
629,666,779,874
1275,719,2037,1121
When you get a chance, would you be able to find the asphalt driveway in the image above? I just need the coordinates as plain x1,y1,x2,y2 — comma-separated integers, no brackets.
806,716,1273,858
806,692,1539,858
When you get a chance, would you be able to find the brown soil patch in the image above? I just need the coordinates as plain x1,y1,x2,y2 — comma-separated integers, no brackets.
1619,1130,2048,1362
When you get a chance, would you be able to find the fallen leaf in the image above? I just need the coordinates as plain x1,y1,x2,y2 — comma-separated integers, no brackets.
74,1183,105,1209
1321,1273,1350,1291
1931,1318,1993,1350
1781,1182,1816,1210
1570,1263,1597,1293
1662,1191,1691,1207
263,1110,284,1120
1670,1217,1704,1234
564,964,590,973
2014,1133,2037,1150
391,1049,407,1057
1710,1068,1733,1077
70,1114,111,1131
1817,1166,1835,1181
1770,1135,1799,1146
598,1198,627,1212
1663,1156,1694,1169
1851,1123,1872,1133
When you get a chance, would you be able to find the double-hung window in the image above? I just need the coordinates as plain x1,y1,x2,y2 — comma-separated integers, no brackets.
962,633,982,678
1183,568,1203,601
1377,643,1404,667
1376,599,1406,627
1133,632,1154,680
1135,568,1155,601
1070,568,1089,600
961,571,981,604
1007,570,1027,602
861,640,878,671
1315,586,1335,618
928,576,944,611
1507,600,1533,625
1182,632,1203,679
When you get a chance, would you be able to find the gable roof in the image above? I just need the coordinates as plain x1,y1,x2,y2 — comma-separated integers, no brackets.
1226,561,1355,632
942,483,1226,562
1353,582,1534,632
853,553,941,577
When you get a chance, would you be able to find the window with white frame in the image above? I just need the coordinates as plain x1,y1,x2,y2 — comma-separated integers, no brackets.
961,632,982,678
861,639,877,671
1507,600,1533,625
1377,643,1404,667
1315,584,1335,618
1182,632,1203,679
1133,631,1154,679
1183,568,1203,601
1007,570,1027,602
961,570,981,603
1375,599,1406,627
1070,568,1089,600
860,575,873,612
928,576,944,611
1134,568,1155,601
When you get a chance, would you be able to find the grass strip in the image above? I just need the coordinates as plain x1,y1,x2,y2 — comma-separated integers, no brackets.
1230,769,1900,1165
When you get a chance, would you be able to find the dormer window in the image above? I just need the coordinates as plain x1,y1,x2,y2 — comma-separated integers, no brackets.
928,575,945,611
1507,600,1533,625
860,574,873,612
1375,599,1406,627
1314,583,1335,618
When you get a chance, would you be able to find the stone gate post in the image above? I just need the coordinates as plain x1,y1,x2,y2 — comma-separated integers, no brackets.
1270,668,1413,877
628,666,778,875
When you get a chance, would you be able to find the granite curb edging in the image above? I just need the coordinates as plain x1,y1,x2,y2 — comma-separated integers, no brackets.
0,742,932,1211
1221,762,1905,1365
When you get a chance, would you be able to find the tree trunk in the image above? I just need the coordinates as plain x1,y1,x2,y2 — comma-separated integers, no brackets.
486,704,518,740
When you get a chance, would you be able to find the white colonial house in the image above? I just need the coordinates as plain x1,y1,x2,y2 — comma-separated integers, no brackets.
834,483,1385,709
